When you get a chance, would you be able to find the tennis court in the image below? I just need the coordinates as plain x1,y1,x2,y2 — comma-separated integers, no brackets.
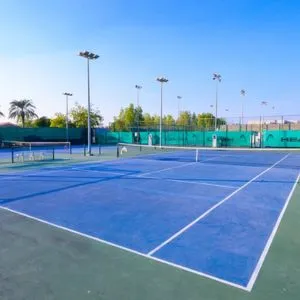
1,144,300,298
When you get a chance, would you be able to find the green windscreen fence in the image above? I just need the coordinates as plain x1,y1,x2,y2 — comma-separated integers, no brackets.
97,130,255,147
1,128,299,148
0,127,85,144
263,130,300,148
97,130,300,148
97,131,133,144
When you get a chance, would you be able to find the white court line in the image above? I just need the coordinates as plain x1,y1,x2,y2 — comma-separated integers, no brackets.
141,177,237,189
0,162,127,180
136,155,226,178
147,154,290,256
0,150,233,180
0,168,66,180
247,171,300,291
70,167,125,176
0,205,248,291
166,179,237,189
136,162,196,178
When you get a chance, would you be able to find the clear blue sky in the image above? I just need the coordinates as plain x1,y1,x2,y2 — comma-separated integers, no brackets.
0,0,299,125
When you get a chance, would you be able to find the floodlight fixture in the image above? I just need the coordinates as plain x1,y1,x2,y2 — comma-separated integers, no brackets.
78,51,99,155
156,76,169,146
62,92,73,142
212,73,222,130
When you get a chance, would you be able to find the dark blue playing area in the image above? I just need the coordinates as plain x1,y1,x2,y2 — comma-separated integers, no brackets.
0,149,299,290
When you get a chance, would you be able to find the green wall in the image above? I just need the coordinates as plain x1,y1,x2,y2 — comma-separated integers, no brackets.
1,127,299,148
0,127,85,144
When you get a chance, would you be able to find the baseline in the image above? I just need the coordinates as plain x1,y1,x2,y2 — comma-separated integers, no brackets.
0,205,248,291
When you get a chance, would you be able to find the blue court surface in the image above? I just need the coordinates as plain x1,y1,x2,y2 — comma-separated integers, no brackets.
0,148,299,291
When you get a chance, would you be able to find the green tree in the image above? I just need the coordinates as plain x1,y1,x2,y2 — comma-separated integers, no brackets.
24,118,50,128
8,99,38,128
110,104,144,131
50,113,67,128
110,118,126,131
197,113,215,129
163,114,175,126
143,113,153,127
70,103,103,128
191,112,197,127
24,119,34,127
152,115,160,125
135,106,144,126
122,103,135,128
110,108,125,131
33,116,51,127
217,117,226,126
176,111,192,126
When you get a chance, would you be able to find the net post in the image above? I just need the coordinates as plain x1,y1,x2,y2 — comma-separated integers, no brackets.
195,148,199,162
11,147,14,163
83,144,86,156
116,144,120,158
52,148,55,160
99,144,101,155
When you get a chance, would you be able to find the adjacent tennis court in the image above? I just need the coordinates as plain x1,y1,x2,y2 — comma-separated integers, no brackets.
1,144,299,298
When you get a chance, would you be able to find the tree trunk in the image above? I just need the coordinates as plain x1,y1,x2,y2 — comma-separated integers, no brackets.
21,114,25,128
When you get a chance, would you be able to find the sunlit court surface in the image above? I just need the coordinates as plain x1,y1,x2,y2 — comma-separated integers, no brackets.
1,144,299,300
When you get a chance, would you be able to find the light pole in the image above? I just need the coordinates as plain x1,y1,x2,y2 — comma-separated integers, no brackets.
79,51,99,155
135,85,142,107
156,77,169,147
63,92,73,142
260,101,268,147
261,100,268,123
209,104,214,126
212,73,222,131
135,85,142,133
177,96,182,119
240,89,246,125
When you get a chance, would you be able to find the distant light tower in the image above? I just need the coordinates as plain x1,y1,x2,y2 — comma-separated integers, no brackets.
135,85,142,107
135,85,142,130
156,77,169,147
240,89,246,125
261,101,268,109
78,51,99,155
62,92,73,142
209,104,214,125
177,96,182,119
261,100,268,125
213,73,222,130
260,101,268,147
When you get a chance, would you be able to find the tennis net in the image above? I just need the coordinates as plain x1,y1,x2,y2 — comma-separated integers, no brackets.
117,143,201,162
116,143,300,168
2,141,71,163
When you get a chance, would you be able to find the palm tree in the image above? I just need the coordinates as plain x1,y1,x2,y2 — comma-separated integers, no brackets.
9,99,38,127
0,110,4,117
